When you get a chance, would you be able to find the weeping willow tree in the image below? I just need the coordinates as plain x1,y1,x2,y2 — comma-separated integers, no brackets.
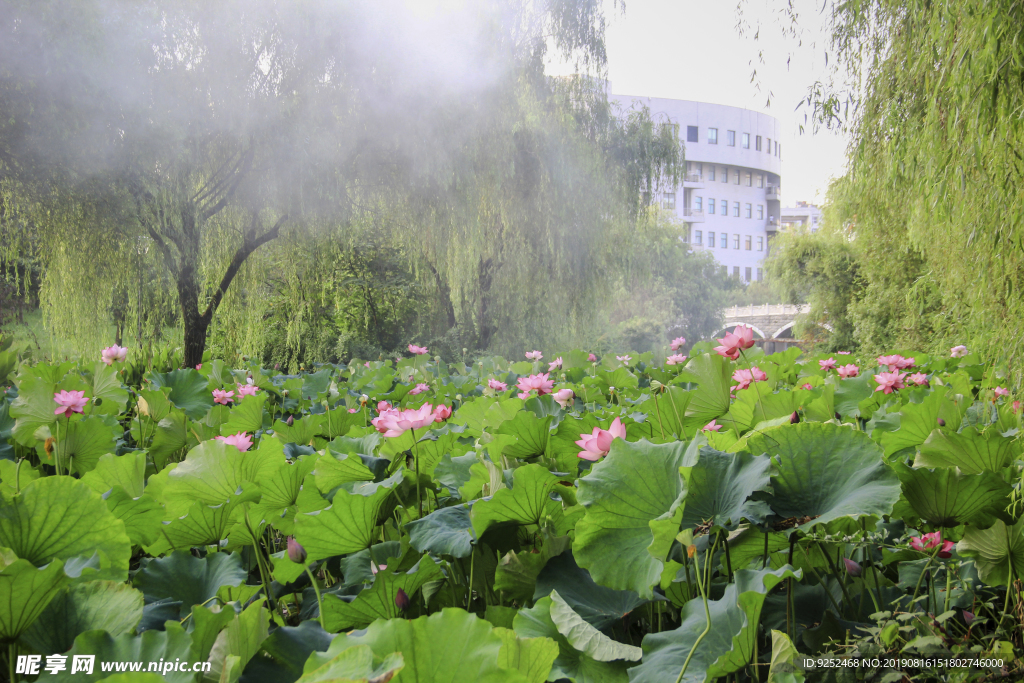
1,0,685,366
765,0,1024,373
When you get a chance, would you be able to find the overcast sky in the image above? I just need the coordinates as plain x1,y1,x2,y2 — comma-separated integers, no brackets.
552,0,850,205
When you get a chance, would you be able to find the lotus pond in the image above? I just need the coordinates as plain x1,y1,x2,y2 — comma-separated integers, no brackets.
0,336,1022,682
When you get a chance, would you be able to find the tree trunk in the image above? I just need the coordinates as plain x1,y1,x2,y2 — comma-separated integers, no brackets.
177,260,210,369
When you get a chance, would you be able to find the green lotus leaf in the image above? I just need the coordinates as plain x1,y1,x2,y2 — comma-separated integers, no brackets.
147,408,192,471
0,399,15,461
81,451,146,498
746,423,900,533
915,427,1017,474
497,412,553,459
638,387,692,440
302,369,334,399
187,603,236,668
495,628,560,683
207,601,270,681
249,456,319,536
0,558,67,640
534,552,648,630
591,367,639,397
50,621,194,683
514,594,631,683
103,488,163,547
293,477,397,562
548,590,642,662
148,368,214,419
21,580,144,655
0,476,131,581
629,566,801,683
724,389,800,434
220,392,268,435
574,439,690,597
48,414,121,475
318,407,365,439
296,644,404,683
956,517,1024,586
321,557,443,632
307,608,526,683
133,550,248,619
451,397,523,436
679,448,772,532
0,458,39,498
895,462,1012,528
677,353,733,429
86,361,130,416
242,621,334,683
878,390,948,457
471,464,561,537
274,414,323,446
136,386,174,424
832,371,874,418
9,370,67,445
144,483,261,554
406,503,476,558
314,451,377,494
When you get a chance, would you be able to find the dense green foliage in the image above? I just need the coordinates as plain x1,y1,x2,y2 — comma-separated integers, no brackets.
767,0,1024,379
1,336,1022,681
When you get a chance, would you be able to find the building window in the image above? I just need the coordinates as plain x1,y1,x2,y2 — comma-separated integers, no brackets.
687,125,698,142
756,135,762,151
757,205,764,219
721,201,728,216
733,266,740,278
745,172,752,187
745,267,752,281
757,174,764,188
757,268,763,281
693,196,702,212
727,130,736,146
708,198,715,214
745,235,752,250
720,233,728,248
733,202,740,217
766,137,771,153
708,128,718,144
694,230,702,245
694,162,702,176
662,192,675,210
733,170,740,185
742,133,750,148
733,234,740,249
708,166,716,181
745,203,752,218
775,141,778,156
757,236,764,251
707,231,714,248
721,167,728,183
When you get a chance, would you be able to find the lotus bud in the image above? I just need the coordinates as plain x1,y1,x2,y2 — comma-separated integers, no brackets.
834,412,841,420
937,418,946,426
286,415,294,426
286,537,306,564
283,390,289,397
842,558,862,577
650,380,663,391
608,386,615,393
790,411,800,424
455,394,462,402
395,588,410,611
274,363,280,370
962,610,975,625
434,355,441,362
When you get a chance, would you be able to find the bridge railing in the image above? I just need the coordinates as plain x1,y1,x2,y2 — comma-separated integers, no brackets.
725,303,810,318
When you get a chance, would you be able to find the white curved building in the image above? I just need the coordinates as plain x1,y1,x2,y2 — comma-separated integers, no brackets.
613,95,782,282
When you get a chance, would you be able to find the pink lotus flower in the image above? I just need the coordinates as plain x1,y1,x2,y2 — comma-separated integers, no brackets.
994,386,1010,397
101,344,128,365
910,532,954,558
873,371,906,394
731,366,767,392
553,388,574,408
196,364,202,370
950,345,968,358
348,407,359,413
408,344,429,355
616,355,632,364
516,373,554,396
517,392,531,399
714,326,755,360
837,364,860,378
587,353,597,362
370,562,387,575
837,351,851,355
670,337,686,351
432,404,452,422
702,419,722,433
212,388,234,405
408,383,430,396
908,372,929,386
236,382,259,397
215,432,253,452
819,358,836,371
525,351,543,361
877,354,902,369
53,390,88,417
377,401,392,413
371,403,437,438
576,417,626,461
895,357,915,369
548,357,563,371
801,383,813,390
666,354,687,366
1014,400,1022,413
488,378,508,391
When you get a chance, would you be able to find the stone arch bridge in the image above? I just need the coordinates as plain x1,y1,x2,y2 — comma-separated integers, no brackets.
714,304,830,354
